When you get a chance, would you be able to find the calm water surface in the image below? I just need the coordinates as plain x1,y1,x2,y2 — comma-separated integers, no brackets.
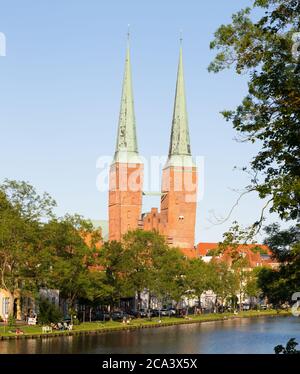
0,316,299,354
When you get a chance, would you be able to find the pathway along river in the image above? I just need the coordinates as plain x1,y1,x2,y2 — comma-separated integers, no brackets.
1,316,300,354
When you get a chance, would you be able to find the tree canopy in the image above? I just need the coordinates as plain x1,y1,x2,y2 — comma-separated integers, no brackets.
209,0,300,222
0,179,269,318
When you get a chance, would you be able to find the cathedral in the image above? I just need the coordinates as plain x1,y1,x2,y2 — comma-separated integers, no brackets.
108,41,197,254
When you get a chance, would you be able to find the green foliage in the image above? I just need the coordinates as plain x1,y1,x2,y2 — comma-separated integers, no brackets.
216,222,263,308
209,0,300,221
210,262,239,305
257,224,300,305
101,230,187,308
42,215,111,307
8,314,16,329
206,248,221,256
274,338,300,354
245,267,262,299
218,222,257,259
152,246,187,305
263,223,300,262
0,179,56,221
0,182,53,299
0,179,273,316
38,299,63,324
0,180,109,313
185,259,213,300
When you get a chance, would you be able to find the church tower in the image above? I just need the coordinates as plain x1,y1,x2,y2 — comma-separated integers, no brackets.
109,40,143,241
160,45,197,249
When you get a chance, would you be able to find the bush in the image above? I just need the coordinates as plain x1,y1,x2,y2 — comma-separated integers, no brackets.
274,338,300,354
73,316,80,325
38,299,63,324
8,314,16,329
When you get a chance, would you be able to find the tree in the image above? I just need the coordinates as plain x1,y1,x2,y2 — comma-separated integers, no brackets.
257,266,287,306
43,215,109,311
185,259,212,312
0,179,56,221
210,261,238,312
121,230,170,310
257,224,300,306
152,247,188,312
209,0,300,223
99,240,126,312
0,181,55,316
100,230,175,312
263,223,300,262
38,298,63,324
274,338,300,354
218,222,257,258
232,256,252,311
217,222,263,310
245,267,262,307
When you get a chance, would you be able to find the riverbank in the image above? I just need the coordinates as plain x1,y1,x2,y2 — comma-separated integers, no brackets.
0,309,291,340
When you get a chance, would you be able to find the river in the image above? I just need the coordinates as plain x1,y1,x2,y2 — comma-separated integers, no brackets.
0,316,299,354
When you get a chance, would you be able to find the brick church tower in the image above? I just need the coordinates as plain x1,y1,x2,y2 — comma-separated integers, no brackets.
109,42,143,241
160,46,197,249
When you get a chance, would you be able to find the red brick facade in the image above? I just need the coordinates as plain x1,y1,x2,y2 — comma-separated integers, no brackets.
160,165,197,249
109,162,143,241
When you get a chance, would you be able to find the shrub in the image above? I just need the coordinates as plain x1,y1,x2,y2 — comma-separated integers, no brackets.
8,314,16,329
38,299,63,324
274,339,300,354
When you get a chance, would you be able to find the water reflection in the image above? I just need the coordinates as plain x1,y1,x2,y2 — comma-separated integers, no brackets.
0,316,299,354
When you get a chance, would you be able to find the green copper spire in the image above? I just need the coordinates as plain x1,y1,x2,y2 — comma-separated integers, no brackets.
114,39,141,164
166,45,194,167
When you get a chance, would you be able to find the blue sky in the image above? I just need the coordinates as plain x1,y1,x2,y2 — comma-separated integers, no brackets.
0,0,285,243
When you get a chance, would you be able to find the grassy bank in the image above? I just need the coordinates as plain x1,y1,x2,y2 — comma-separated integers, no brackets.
0,309,291,340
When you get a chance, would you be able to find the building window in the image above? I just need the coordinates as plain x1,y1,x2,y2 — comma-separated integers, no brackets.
2,297,10,315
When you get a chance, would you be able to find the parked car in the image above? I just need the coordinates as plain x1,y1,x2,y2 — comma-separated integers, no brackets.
95,311,110,321
129,310,140,318
111,311,135,321
150,309,160,317
137,309,148,318
160,308,177,317
242,304,250,311
260,305,268,310
167,308,176,316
